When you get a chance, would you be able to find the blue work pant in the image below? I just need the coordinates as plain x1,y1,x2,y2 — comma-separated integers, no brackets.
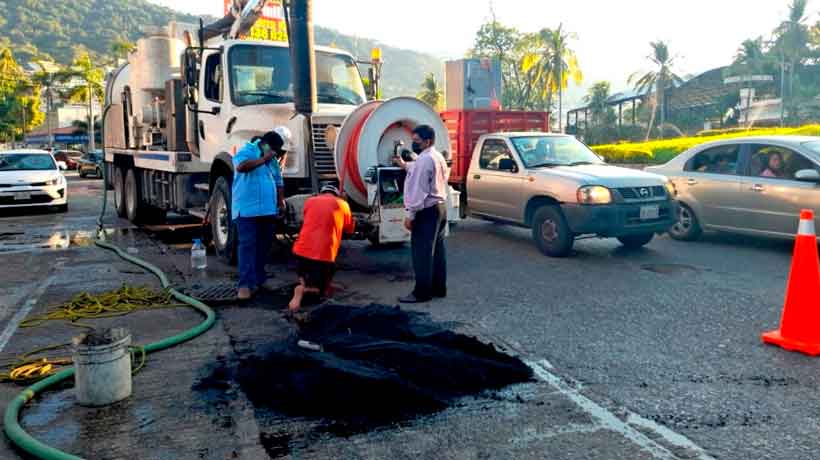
235,215,275,289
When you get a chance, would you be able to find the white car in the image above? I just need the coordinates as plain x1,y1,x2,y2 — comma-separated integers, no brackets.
0,149,68,212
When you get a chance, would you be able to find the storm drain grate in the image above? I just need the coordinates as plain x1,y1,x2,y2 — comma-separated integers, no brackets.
182,282,238,304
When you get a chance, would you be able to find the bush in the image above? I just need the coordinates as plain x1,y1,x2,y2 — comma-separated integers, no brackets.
592,124,820,164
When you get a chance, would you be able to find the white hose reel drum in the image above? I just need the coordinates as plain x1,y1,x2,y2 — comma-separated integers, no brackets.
333,97,450,207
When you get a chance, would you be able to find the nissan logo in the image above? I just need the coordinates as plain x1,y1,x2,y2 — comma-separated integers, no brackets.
639,187,650,197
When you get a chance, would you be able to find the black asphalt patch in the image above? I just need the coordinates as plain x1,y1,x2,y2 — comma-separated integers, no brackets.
196,304,533,429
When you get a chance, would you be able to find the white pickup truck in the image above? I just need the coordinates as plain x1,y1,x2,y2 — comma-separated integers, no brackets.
462,132,678,256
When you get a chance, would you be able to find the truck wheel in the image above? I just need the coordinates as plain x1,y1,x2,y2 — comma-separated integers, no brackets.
532,206,574,257
669,204,702,241
617,233,654,249
124,168,145,223
112,167,127,218
210,176,237,265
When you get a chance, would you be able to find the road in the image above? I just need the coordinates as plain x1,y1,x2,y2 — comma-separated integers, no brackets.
0,174,815,459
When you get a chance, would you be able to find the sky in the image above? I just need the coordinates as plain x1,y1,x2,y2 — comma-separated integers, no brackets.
149,0,813,107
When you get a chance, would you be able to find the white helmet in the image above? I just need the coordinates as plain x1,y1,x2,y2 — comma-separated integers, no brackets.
273,126,295,152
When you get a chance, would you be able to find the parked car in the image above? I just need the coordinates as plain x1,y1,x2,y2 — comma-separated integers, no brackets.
0,149,68,212
461,133,677,256
646,136,820,241
53,150,83,170
78,151,103,178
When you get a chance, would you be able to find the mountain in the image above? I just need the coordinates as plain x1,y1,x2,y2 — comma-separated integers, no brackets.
0,0,443,98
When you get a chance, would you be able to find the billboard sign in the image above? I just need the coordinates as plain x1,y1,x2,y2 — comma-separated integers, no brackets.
223,0,288,42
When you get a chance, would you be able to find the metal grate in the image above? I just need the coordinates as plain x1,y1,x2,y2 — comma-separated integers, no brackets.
182,282,238,305
311,123,341,177
617,186,666,201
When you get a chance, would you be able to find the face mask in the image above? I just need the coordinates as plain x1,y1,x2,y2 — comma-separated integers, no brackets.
411,141,425,154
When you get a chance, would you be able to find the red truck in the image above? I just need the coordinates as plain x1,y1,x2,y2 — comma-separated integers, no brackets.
441,110,550,217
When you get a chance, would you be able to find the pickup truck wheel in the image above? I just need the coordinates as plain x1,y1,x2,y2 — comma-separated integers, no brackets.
617,233,654,249
112,167,127,218
532,206,574,257
210,176,237,265
669,203,702,241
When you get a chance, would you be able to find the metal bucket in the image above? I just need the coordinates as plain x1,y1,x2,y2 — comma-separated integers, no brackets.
72,328,132,407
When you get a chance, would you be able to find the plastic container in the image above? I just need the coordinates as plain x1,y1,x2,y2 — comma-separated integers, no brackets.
72,328,132,407
191,239,207,270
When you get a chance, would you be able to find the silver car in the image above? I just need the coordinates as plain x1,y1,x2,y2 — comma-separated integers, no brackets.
646,136,820,241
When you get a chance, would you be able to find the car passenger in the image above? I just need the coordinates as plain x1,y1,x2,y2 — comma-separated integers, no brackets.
760,152,785,178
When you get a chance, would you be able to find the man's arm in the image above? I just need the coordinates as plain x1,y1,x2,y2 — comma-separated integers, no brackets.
236,151,274,173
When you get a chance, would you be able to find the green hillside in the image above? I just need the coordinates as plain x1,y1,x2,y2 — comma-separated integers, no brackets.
0,0,442,97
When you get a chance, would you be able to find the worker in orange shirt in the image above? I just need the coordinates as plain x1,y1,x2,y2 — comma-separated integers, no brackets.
289,184,355,311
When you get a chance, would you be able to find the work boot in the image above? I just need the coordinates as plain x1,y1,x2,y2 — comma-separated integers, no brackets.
237,287,252,301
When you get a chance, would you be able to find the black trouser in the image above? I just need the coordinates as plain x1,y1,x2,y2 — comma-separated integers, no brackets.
411,203,447,300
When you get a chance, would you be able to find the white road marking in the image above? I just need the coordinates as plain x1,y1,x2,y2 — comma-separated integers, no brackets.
527,359,716,460
0,269,59,353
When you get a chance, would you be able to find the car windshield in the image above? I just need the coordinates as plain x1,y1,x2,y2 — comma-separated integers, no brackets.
229,45,366,107
0,153,57,171
510,136,604,168
803,141,820,156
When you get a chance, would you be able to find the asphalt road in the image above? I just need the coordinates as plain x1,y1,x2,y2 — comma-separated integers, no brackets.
0,174,815,459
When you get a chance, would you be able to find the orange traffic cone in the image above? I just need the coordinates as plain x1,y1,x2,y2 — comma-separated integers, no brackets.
762,209,820,355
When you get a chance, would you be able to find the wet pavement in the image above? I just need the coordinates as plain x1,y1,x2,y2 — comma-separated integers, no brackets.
0,173,817,459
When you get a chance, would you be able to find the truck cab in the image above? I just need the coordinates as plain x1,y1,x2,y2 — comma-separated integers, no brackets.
464,133,677,256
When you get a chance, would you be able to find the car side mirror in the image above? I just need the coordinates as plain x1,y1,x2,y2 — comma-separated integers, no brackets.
498,158,517,172
795,169,820,182
56,161,67,171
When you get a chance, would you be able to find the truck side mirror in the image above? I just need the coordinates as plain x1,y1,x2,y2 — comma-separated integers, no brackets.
183,49,199,89
498,158,517,172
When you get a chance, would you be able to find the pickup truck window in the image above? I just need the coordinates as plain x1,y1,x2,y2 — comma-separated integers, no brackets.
479,139,517,171
511,136,603,168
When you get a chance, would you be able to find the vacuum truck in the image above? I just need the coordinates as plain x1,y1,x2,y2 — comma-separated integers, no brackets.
102,0,450,263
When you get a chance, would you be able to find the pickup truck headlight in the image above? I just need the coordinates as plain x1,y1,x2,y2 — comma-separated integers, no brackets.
577,185,612,205
664,181,677,197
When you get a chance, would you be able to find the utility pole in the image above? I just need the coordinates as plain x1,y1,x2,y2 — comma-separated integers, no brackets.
779,46,786,128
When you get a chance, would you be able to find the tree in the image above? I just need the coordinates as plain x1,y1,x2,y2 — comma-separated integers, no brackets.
583,81,615,127
730,38,770,125
110,39,135,64
523,24,583,132
629,41,684,140
773,0,812,124
417,73,443,110
29,59,63,148
0,47,43,143
61,52,104,151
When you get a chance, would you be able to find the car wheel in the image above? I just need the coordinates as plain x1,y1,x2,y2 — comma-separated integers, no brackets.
669,203,702,241
210,176,237,265
112,167,127,218
532,206,574,257
95,167,101,178
56,204,68,213
617,233,654,249
79,171,85,178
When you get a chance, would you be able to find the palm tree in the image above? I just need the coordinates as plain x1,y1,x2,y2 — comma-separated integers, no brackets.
629,41,684,140
110,40,135,65
774,0,811,123
583,81,612,127
731,38,768,125
29,59,62,148
417,73,443,110
523,25,582,132
61,53,104,152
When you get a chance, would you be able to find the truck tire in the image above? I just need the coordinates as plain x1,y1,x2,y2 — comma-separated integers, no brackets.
532,206,574,257
669,203,702,241
210,176,237,265
617,233,654,249
112,166,127,218
124,168,146,223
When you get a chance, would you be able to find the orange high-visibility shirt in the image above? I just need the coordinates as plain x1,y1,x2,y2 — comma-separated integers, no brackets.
293,194,355,263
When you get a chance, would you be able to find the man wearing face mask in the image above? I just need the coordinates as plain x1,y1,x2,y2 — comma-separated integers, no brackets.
393,125,450,303
232,127,292,300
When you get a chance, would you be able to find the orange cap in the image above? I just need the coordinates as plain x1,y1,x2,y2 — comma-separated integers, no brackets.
801,209,814,220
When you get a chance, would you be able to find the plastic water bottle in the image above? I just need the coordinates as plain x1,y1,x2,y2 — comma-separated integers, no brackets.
191,239,207,270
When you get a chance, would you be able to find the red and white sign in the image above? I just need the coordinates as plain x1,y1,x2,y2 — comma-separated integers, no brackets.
223,0,288,42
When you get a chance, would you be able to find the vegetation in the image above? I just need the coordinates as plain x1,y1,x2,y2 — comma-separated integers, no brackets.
591,124,820,164
417,73,443,111
629,41,684,140
0,48,44,142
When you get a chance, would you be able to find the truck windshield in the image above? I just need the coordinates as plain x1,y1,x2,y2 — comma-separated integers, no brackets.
229,45,366,107
510,136,604,168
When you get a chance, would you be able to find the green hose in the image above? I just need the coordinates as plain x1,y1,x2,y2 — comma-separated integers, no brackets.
3,105,217,460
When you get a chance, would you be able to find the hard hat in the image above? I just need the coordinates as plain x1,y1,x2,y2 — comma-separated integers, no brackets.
273,126,295,151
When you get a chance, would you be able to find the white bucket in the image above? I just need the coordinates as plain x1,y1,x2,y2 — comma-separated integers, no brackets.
72,328,132,407
447,188,461,223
